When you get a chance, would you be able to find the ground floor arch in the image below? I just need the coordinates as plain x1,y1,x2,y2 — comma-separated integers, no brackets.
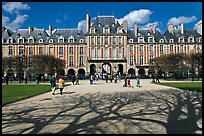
128,68,136,78
68,68,75,76
90,64,96,75
118,64,123,75
102,62,112,75
138,68,145,77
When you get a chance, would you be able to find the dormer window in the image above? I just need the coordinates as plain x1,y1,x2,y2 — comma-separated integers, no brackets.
112,36,116,44
138,37,144,43
199,37,202,42
80,39,84,43
8,38,13,43
148,37,154,43
148,32,150,36
160,39,164,43
179,37,184,42
18,38,24,44
69,39,74,43
29,39,34,43
117,27,122,33
103,27,110,33
188,37,194,43
91,28,95,33
170,39,174,43
138,33,141,36
39,39,43,43
129,39,133,43
49,39,53,43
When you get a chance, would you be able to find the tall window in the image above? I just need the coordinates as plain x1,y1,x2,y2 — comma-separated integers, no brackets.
112,36,116,45
170,45,174,52
150,45,153,52
79,56,83,66
59,47,63,55
97,47,101,58
105,37,108,45
105,47,109,58
150,55,153,65
118,37,122,45
130,56,134,65
129,45,133,53
91,47,94,58
8,46,13,55
97,37,100,45
112,47,116,58
79,47,83,55
91,36,94,45
139,45,143,52
140,55,143,65
69,47,73,55
160,44,163,52
180,45,183,52
118,47,122,58
49,47,54,55
39,47,43,55
29,47,33,55
19,46,24,55
69,56,74,67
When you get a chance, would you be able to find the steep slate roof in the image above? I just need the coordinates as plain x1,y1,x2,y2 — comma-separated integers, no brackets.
49,28,85,43
2,27,14,42
10,29,49,43
90,16,126,34
163,29,201,43
127,29,164,43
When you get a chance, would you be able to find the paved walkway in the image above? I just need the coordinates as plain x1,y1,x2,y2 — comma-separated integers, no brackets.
2,79,202,134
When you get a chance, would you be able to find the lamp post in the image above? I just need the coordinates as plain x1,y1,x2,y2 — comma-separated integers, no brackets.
190,45,194,81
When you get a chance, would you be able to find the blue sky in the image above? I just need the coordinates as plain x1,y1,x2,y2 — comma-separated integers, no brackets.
2,2,202,34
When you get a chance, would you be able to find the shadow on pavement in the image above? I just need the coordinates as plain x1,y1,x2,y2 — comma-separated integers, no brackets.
2,89,202,134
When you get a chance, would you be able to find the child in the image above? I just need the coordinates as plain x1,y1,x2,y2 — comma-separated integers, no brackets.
127,78,134,88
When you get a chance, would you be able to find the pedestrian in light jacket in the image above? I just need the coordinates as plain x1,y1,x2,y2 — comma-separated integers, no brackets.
58,76,65,95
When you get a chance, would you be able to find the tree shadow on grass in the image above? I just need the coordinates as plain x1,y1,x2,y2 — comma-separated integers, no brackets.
2,89,202,134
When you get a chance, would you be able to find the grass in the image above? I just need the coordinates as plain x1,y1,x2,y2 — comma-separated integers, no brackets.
2,84,70,106
158,82,202,92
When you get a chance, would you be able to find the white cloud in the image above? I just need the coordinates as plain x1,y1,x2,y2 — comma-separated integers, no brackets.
194,20,202,35
139,21,159,29
117,9,153,29
77,17,96,33
56,18,61,23
167,16,197,26
2,2,30,14
2,15,10,27
3,14,29,31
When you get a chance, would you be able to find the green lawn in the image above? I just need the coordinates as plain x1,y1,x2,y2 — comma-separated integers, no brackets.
158,82,202,92
2,84,51,105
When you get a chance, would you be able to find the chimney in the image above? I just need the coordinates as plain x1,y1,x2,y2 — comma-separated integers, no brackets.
86,14,90,33
123,20,128,33
29,26,34,34
168,24,174,34
149,24,156,33
179,23,184,34
49,25,52,36
134,22,137,36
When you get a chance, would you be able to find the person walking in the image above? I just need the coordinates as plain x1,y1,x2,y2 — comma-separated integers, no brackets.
136,74,141,87
90,74,93,84
155,74,160,83
105,73,108,83
71,75,75,85
5,75,9,85
50,75,56,95
75,75,79,85
151,73,155,83
123,75,128,87
58,76,65,95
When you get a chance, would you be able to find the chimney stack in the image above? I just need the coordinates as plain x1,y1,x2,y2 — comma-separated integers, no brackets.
149,24,156,33
168,24,174,34
49,25,52,36
178,23,184,34
29,26,34,34
123,20,128,33
86,14,90,33
134,22,137,36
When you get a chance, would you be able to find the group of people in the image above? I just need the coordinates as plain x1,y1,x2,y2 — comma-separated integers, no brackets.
71,75,80,85
151,73,160,83
123,74,141,88
50,75,64,95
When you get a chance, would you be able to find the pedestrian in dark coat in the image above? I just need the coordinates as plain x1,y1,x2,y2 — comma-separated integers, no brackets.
71,75,76,85
155,74,160,83
50,75,56,95
5,75,9,85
